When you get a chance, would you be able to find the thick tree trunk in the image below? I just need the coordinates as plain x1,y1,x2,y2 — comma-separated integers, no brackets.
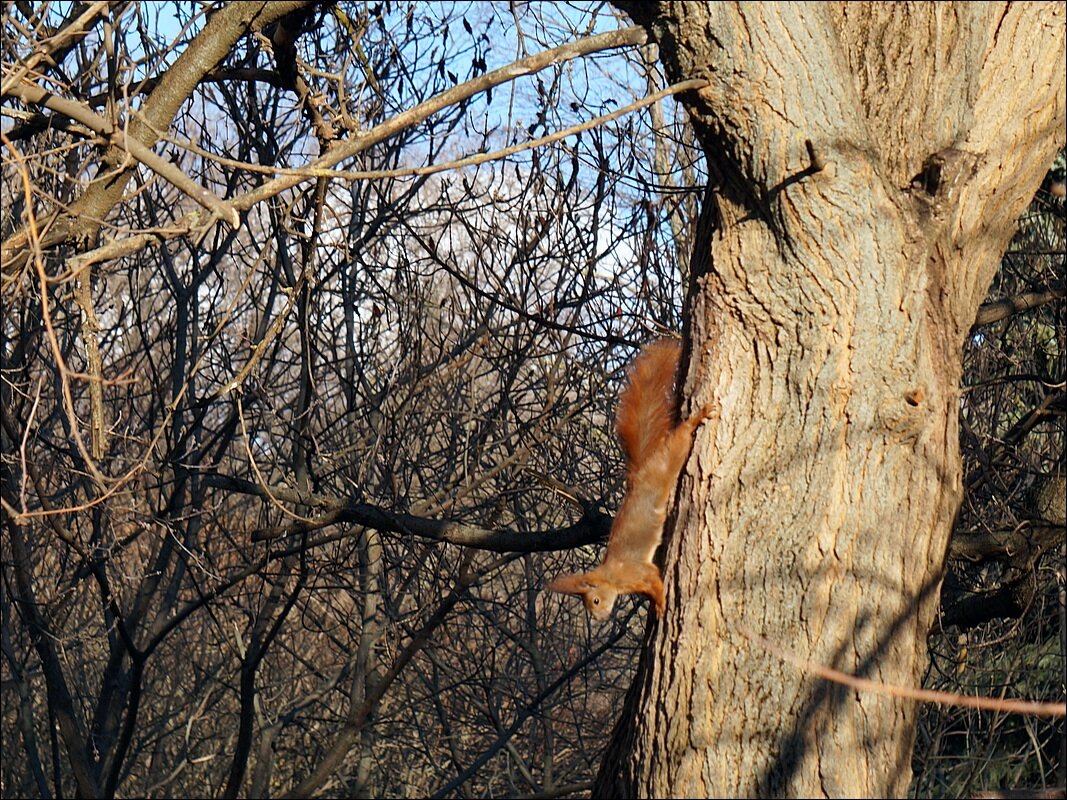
600,3,1065,797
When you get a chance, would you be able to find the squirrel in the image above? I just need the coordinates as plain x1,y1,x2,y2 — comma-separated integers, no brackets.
548,339,712,619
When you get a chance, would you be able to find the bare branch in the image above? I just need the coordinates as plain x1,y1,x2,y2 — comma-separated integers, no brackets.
205,473,611,553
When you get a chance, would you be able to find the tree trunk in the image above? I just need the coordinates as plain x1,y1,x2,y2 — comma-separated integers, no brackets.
600,3,1065,797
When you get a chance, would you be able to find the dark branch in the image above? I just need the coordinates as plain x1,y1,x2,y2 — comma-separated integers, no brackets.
204,474,612,553
972,284,1065,328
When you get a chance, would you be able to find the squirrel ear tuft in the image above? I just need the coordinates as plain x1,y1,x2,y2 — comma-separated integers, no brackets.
546,573,594,595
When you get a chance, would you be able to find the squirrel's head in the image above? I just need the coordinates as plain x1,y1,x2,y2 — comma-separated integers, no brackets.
580,584,618,620
546,573,617,620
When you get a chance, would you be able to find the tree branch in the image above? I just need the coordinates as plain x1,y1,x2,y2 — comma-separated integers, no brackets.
1,1,313,271
44,25,649,275
972,285,1065,328
204,473,611,553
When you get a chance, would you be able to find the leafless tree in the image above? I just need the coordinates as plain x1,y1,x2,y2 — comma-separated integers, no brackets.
1,2,1063,799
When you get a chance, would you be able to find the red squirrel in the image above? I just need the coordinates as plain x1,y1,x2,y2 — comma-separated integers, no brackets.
548,339,712,619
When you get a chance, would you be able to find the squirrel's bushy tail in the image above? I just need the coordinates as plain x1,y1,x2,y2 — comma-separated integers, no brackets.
615,339,680,469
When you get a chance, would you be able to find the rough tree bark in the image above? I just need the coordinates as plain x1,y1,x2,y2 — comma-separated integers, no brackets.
601,3,1065,798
